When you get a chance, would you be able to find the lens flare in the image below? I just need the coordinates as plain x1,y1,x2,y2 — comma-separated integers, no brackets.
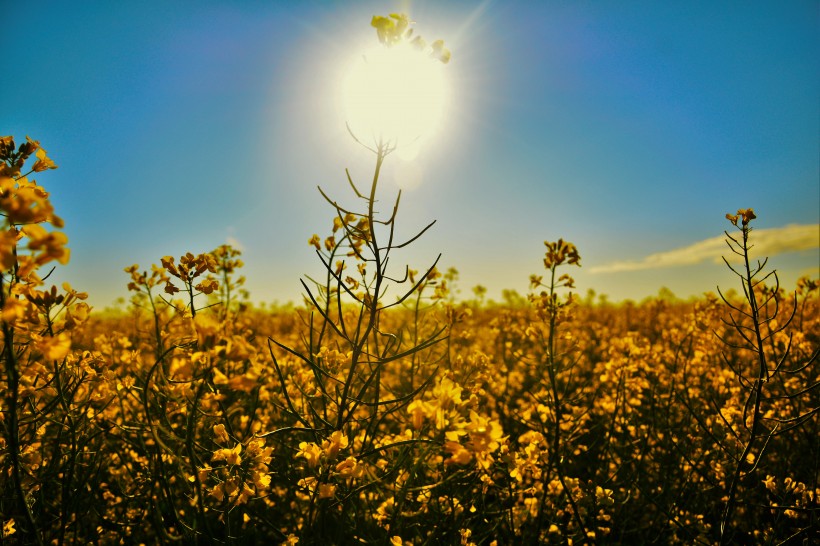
341,43,449,160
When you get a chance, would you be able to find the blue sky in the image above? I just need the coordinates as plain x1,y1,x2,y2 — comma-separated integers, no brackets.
3,0,818,307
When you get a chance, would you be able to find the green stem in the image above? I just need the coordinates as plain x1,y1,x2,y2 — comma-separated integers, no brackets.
0,274,45,546
336,143,387,430
720,225,770,544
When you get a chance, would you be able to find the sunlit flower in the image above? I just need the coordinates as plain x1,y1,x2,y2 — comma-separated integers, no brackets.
210,483,225,502
212,443,242,466
322,430,349,460
317,482,336,499
297,441,322,468
335,456,363,478
32,146,57,172
213,424,230,444
195,278,218,294
35,332,71,361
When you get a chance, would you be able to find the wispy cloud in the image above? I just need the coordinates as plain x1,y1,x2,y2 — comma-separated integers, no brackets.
590,224,819,274
226,236,245,251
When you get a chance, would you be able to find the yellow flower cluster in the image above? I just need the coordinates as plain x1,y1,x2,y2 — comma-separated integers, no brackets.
371,13,452,64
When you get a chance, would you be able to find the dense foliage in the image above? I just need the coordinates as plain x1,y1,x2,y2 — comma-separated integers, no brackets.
1,134,817,546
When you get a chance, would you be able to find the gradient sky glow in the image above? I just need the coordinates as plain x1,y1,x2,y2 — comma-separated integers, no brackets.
3,0,818,308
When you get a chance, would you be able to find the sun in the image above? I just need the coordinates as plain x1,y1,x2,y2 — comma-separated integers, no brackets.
341,42,449,160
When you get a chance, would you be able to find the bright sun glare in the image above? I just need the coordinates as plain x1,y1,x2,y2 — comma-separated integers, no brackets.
341,43,449,160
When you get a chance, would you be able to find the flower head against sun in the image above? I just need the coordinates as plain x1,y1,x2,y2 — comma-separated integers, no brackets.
371,14,451,64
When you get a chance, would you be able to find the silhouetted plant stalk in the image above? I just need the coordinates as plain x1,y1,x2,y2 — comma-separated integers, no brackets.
528,240,593,542
715,208,817,545
266,132,448,538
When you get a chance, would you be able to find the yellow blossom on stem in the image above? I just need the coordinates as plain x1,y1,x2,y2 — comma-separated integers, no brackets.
252,470,271,490
317,482,336,499
297,441,322,468
407,399,430,430
195,278,218,295
212,443,242,466
32,147,57,172
213,424,229,444
210,483,225,502
465,410,504,456
543,238,580,269
335,456,363,478
35,332,72,361
444,439,472,466
322,430,349,460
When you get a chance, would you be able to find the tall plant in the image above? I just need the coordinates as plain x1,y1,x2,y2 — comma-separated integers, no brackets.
715,208,818,544
264,14,453,543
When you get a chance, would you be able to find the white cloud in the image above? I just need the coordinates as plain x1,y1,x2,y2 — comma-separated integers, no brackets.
590,224,819,274
226,236,245,251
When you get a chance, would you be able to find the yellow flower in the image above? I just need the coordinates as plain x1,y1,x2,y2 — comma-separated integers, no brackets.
23,223,70,266
32,147,57,172
432,377,464,409
212,367,229,385
237,483,255,505
737,208,756,225
370,13,451,63
371,13,410,46
444,440,472,466
297,441,322,468
465,410,504,455
64,301,91,329
213,424,229,444
317,482,336,499
227,371,259,393
195,278,218,294
164,281,180,295
209,483,225,502
0,228,18,270
431,39,451,64
335,456,363,478
193,313,219,345
252,470,271,490
374,497,395,524
160,255,179,276
322,430,349,460
727,208,756,227
543,238,581,269
407,399,429,430
223,477,239,498
36,333,71,361
212,443,242,466
245,438,273,465
2,298,29,324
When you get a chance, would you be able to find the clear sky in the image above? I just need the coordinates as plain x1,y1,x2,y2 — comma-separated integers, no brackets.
3,0,818,308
